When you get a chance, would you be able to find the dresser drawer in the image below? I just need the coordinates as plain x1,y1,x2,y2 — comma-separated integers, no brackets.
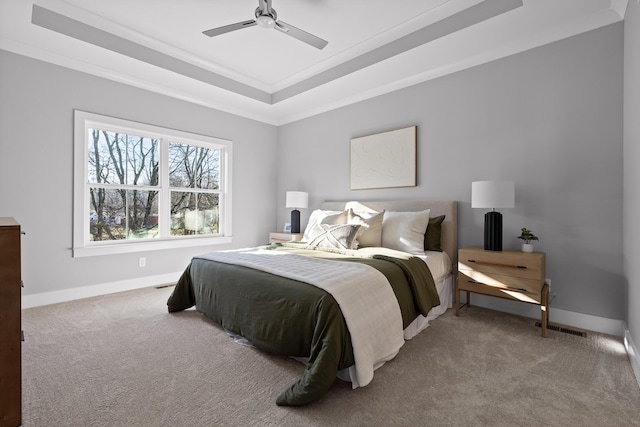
458,247,544,281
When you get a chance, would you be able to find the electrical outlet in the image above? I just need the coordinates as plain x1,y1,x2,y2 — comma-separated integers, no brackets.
138,257,146,267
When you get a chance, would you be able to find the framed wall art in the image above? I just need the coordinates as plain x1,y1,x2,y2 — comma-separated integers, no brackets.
350,125,417,190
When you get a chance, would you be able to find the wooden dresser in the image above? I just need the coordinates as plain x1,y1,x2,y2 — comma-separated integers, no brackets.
0,217,22,426
456,246,548,337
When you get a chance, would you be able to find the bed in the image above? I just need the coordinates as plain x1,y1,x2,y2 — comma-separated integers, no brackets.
167,199,457,406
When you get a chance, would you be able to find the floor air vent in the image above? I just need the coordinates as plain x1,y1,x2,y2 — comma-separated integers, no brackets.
535,322,587,337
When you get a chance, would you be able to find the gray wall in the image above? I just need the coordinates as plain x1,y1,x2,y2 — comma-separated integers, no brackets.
0,51,279,296
277,23,625,321
624,1,640,348
0,20,630,326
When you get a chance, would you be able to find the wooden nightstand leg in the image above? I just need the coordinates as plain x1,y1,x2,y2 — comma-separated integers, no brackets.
541,283,549,337
546,302,550,325
455,276,471,316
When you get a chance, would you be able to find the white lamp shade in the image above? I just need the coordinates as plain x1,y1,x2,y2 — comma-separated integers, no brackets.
472,181,515,209
285,191,308,209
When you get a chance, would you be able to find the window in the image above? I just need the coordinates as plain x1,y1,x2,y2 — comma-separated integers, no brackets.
73,111,232,257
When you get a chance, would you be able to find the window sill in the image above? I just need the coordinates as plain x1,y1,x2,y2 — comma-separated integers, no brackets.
72,236,232,257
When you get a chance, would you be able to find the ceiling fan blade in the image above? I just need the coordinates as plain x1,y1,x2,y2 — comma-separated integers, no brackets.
203,20,257,37
275,21,327,50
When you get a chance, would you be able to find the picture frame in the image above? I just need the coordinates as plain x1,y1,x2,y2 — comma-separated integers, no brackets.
350,125,417,190
283,222,291,232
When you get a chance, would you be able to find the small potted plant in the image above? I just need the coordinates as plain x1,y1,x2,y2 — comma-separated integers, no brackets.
517,227,538,252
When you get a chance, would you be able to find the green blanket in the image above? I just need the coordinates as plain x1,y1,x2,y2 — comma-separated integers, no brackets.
167,243,440,406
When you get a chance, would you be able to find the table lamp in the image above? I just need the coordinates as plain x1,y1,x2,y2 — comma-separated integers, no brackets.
285,191,308,234
472,180,515,251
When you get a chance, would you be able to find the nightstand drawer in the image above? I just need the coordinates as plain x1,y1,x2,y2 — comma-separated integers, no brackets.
269,232,303,243
458,247,544,281
458,271,543,304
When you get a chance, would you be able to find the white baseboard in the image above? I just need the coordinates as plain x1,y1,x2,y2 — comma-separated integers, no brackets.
549,307,624,337
467,296,624,337
624,327,640,389
21,272,182,309
26,275,625,336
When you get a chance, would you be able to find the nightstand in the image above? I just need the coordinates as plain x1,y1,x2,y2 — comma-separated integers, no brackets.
456,246,549,337
269,232,303,244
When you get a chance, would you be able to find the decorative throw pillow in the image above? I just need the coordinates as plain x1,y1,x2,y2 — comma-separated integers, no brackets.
347,209,384,247
382,209,431,254
303,209,348,242
306,224,361,250
424,215,446,252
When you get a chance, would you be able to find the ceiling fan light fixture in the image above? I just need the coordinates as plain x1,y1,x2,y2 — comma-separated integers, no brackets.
256,14,276,28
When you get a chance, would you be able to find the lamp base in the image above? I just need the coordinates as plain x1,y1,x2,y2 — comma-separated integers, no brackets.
290,209,301,234
484,211,503,251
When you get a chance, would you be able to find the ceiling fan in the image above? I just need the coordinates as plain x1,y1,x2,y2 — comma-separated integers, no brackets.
202,0,328,50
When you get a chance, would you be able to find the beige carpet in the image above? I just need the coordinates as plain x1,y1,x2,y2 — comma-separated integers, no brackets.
21,285,640,426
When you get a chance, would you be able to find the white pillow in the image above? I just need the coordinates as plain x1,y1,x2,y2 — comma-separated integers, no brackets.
382,209,431,254
303,209,348,242
306,224,361,250
347,208,384,247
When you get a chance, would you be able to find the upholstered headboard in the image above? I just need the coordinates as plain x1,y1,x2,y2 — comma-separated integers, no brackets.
319,199,458,267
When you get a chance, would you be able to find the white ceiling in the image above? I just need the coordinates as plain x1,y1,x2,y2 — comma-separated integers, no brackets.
0,0,627,125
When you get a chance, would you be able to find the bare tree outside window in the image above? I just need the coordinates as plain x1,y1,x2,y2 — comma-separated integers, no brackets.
87,130,222,241
168,142,220,235
88,129,159,241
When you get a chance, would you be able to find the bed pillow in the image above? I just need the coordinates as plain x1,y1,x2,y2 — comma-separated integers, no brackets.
382,209,431,254
303,209,348,242
306,224,361,250
424,215,446,252
347,209,384,247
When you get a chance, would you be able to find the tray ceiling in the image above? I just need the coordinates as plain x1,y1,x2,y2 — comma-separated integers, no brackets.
0,0,626,125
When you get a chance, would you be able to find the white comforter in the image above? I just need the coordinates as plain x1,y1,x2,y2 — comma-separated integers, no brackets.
197,247,405,388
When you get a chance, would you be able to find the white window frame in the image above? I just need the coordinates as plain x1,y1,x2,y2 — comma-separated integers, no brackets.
73,110,232,257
